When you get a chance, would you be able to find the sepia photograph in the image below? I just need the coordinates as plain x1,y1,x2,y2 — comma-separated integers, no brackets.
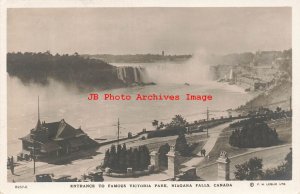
1,2,299,194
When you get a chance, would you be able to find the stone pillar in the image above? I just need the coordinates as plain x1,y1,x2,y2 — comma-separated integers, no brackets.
150,151,159,171
217,151,231,180
127,168,133,176
166,145,179,179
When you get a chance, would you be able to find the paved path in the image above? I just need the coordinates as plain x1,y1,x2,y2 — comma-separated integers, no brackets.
181,121,236,171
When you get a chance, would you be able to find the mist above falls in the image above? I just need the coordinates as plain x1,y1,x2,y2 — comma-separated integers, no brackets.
142,54,213,85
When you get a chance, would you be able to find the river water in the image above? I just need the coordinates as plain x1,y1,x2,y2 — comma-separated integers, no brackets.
7,62,253,156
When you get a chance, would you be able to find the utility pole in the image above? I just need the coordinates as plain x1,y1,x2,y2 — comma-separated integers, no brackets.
207,107,209,121
117,118,120,145
290,96,292,112
33,96,39,174
33,140,36,174
38,96,40,120
206,107,209,138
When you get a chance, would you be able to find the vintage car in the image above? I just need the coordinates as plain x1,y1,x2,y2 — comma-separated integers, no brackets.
52,175,78,182
82,170,104,182
35,174,53,182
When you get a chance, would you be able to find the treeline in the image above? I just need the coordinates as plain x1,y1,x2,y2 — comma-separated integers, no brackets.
148,115,188,138
148,114,232,139
147,126,187,138
84,54,192,63
229,119,279,148
103,144,150,172
7,52,124,90
206,49,292,66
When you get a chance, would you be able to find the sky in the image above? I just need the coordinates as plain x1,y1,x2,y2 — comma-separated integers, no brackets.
7,7,291,55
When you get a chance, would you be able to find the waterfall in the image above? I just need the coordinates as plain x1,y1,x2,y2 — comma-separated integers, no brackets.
133,67,138,82
229,69,233,80
137,67,142,82
116,67,125,82
116,66,146,83
123,67,127,79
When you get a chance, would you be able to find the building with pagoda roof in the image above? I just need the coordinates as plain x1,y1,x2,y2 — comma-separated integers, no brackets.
19,98,98,158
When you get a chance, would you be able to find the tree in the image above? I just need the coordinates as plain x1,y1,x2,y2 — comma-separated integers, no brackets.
175,132,190,156
158,143,170,169
229,120,279,148
108,144,117,169
235,157,264,180
126,148,133,169
138,146,150,170
103,149,110,167
170,115,187,127
263,148,292,180
152,120,159,129
104,144,151,172
158,122,165,130
276,107,282,113
118,144,127,172
132,148,140,170
285,148,292,178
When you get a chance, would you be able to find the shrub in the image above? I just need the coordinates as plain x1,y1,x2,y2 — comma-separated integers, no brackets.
103,144,150,172
234,157,264,180
229,120,279,148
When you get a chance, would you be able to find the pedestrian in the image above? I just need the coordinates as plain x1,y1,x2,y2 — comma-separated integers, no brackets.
10,160,14,175
203,149,206,157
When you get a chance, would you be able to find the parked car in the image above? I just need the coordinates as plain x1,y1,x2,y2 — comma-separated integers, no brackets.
52,175,78,182
35,174,53,182
82,170,104,182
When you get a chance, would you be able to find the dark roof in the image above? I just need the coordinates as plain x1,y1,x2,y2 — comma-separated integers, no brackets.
21,119,86,141
43,122,60,138
19,134,33,142
54,119,85,140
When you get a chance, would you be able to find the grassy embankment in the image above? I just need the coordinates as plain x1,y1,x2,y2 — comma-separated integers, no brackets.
197,118,291,167
240,80,292,111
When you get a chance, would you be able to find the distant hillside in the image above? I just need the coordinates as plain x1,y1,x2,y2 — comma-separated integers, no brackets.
206,49,292,66
239,80,292,111
7,52,125,90
83,54,192,63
